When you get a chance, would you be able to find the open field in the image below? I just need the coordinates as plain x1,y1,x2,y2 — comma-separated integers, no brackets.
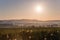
0,27,60,40
0,27,60,34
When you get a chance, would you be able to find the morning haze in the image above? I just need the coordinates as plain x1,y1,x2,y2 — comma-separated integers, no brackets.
0,0,60,21
0,0,60,40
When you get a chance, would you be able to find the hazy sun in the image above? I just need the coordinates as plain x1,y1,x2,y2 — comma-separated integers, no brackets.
35,5,43,13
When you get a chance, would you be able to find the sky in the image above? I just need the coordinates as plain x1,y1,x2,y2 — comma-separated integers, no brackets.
0,0,60,20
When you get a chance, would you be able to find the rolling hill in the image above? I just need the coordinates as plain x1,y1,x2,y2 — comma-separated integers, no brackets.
0,19,60,28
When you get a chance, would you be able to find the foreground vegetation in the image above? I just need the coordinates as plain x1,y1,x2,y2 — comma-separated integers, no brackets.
0,27,60,40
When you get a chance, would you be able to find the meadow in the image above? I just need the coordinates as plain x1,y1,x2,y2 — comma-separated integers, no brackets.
0,27,60,40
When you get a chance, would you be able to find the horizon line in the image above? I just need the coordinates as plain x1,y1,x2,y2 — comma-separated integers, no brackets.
0,19,60,21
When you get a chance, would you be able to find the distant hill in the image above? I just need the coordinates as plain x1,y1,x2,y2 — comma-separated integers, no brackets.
0,19,60,28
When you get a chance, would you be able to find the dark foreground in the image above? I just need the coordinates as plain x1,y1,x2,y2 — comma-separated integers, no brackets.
0,27,60,40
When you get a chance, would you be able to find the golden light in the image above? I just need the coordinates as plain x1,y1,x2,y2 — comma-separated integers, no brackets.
35,5,43,13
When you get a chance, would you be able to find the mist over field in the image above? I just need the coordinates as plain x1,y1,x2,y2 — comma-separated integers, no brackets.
0,0,60,40
0,19,60,28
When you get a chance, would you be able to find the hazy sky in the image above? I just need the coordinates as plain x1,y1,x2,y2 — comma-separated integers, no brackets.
0,0,60,20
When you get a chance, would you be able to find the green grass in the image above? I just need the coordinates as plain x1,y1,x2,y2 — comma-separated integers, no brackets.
0,27,60,34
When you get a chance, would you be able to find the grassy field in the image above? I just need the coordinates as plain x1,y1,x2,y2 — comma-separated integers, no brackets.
0,27,60,34
0,27,60,40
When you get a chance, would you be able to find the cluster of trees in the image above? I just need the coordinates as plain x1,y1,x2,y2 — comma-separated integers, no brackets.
20,24,59,28
46,24,58,27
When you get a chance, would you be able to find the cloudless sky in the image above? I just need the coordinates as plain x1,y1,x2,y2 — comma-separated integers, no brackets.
0,0,60,20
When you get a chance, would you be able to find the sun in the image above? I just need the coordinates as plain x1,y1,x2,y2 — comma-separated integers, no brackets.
35,5,43,13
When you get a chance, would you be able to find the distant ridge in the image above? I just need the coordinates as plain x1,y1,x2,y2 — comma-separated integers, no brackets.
45,20,60,22
0,19,60,28
0,19,60,22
